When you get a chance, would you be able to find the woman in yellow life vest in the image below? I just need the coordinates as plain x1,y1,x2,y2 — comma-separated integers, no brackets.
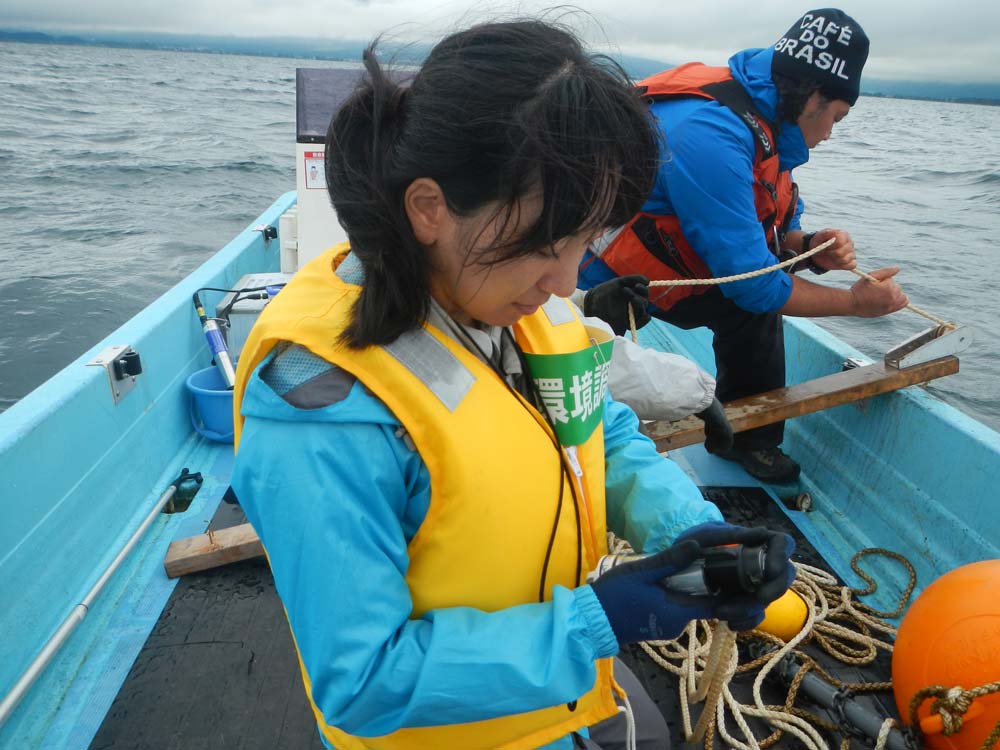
231,20,795,750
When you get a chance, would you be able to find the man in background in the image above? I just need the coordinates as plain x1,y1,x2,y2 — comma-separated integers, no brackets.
580,8,907,482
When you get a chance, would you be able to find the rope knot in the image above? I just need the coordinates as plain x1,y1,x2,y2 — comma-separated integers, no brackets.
929,686,973,735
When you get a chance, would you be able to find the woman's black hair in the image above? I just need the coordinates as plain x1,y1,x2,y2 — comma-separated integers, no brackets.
773,72,832,123
326,19,658,348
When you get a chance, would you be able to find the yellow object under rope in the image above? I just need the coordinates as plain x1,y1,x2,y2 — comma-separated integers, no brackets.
607,532,921,750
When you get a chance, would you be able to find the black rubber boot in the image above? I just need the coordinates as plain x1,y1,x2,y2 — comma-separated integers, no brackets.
715,446,801,483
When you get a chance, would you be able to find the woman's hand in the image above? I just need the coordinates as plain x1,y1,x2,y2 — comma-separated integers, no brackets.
588,523,795,645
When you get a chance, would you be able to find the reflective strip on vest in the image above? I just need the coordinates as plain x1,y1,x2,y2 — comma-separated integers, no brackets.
589,226,625,258
541,295,576,327
383,327,474,412
335,250,365,284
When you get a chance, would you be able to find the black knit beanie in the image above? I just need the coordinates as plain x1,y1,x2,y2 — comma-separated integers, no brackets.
771,9,869,105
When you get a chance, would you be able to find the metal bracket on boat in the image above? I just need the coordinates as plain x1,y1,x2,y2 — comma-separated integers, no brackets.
87,345,143,405
253,224,278,242
884,325,973,369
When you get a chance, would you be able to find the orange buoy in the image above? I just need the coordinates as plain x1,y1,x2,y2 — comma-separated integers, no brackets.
756,588,808,641
892,559,1000,750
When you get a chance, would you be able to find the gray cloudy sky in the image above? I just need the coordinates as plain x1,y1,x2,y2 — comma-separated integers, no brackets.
2,0,998,83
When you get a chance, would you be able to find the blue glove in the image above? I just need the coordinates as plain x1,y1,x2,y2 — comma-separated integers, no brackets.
590,523,796,646
673,521,797,628
589,539,716,645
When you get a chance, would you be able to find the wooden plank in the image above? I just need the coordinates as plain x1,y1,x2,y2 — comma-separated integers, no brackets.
642,355,959,452
166,357,958,576
164,522,263,578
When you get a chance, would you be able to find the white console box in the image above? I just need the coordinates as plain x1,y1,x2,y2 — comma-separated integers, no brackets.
295,142,347,266
293,68,357,268
216,272,294,358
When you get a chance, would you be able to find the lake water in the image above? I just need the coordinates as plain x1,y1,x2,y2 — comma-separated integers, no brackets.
1,41,998,430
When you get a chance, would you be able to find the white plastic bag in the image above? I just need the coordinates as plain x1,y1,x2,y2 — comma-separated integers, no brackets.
574,301,716,421
608,334,715,421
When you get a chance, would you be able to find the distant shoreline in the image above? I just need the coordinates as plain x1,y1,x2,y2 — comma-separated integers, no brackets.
860,92,1000,108
3,28,998,107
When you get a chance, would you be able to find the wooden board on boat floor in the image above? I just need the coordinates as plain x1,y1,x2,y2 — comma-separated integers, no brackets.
619,485,901,750
163,521,263,578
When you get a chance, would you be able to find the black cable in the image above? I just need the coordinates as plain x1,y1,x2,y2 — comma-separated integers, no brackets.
218,292,265,322
196,285,278,294
509,330,584,598
196,284,287,323
536,439,569,604
469,328,585,603
467,327,587,717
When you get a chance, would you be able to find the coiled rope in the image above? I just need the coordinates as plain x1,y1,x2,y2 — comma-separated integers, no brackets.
606,535,954,749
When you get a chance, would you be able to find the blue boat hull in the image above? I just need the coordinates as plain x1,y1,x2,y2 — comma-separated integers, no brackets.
0,193,294,747
1,191,997,747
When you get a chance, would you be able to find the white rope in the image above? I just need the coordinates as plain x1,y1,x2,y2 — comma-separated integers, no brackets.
875,717,898,750
747,581,831,750
646,238,837,288
616,531,914,750
626,236,955,335
617,690,637,750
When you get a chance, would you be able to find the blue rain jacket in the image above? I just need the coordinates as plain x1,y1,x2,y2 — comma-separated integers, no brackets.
232,353,723,749
584,47,811,313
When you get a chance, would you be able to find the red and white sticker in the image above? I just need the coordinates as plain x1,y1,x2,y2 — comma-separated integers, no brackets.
304,151,325,190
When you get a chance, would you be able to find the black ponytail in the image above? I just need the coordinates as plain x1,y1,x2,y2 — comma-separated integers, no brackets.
325,47,426,348
326,20,658,348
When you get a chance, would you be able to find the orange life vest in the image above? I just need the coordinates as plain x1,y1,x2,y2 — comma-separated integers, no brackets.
595,63,798,312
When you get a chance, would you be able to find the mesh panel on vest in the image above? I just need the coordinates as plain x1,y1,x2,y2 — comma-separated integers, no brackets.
336,251,365,284
261,343,335,396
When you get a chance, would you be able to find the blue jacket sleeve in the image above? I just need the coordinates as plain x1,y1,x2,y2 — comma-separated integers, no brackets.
654,102,793,313
602,394,723,554
231,380,618,740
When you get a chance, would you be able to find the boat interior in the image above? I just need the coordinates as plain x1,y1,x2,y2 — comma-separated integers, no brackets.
2,68,997,750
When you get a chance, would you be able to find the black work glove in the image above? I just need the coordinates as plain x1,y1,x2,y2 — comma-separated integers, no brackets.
696,397,734,455
582,275,651,336
589,523,796,646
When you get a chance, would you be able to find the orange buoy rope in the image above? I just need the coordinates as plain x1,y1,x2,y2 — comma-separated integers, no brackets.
908,683,1000,749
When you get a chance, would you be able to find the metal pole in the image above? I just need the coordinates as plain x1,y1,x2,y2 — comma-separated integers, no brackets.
0,469,201,726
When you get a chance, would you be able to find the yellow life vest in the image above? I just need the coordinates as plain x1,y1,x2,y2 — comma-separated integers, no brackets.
233,244,620,750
